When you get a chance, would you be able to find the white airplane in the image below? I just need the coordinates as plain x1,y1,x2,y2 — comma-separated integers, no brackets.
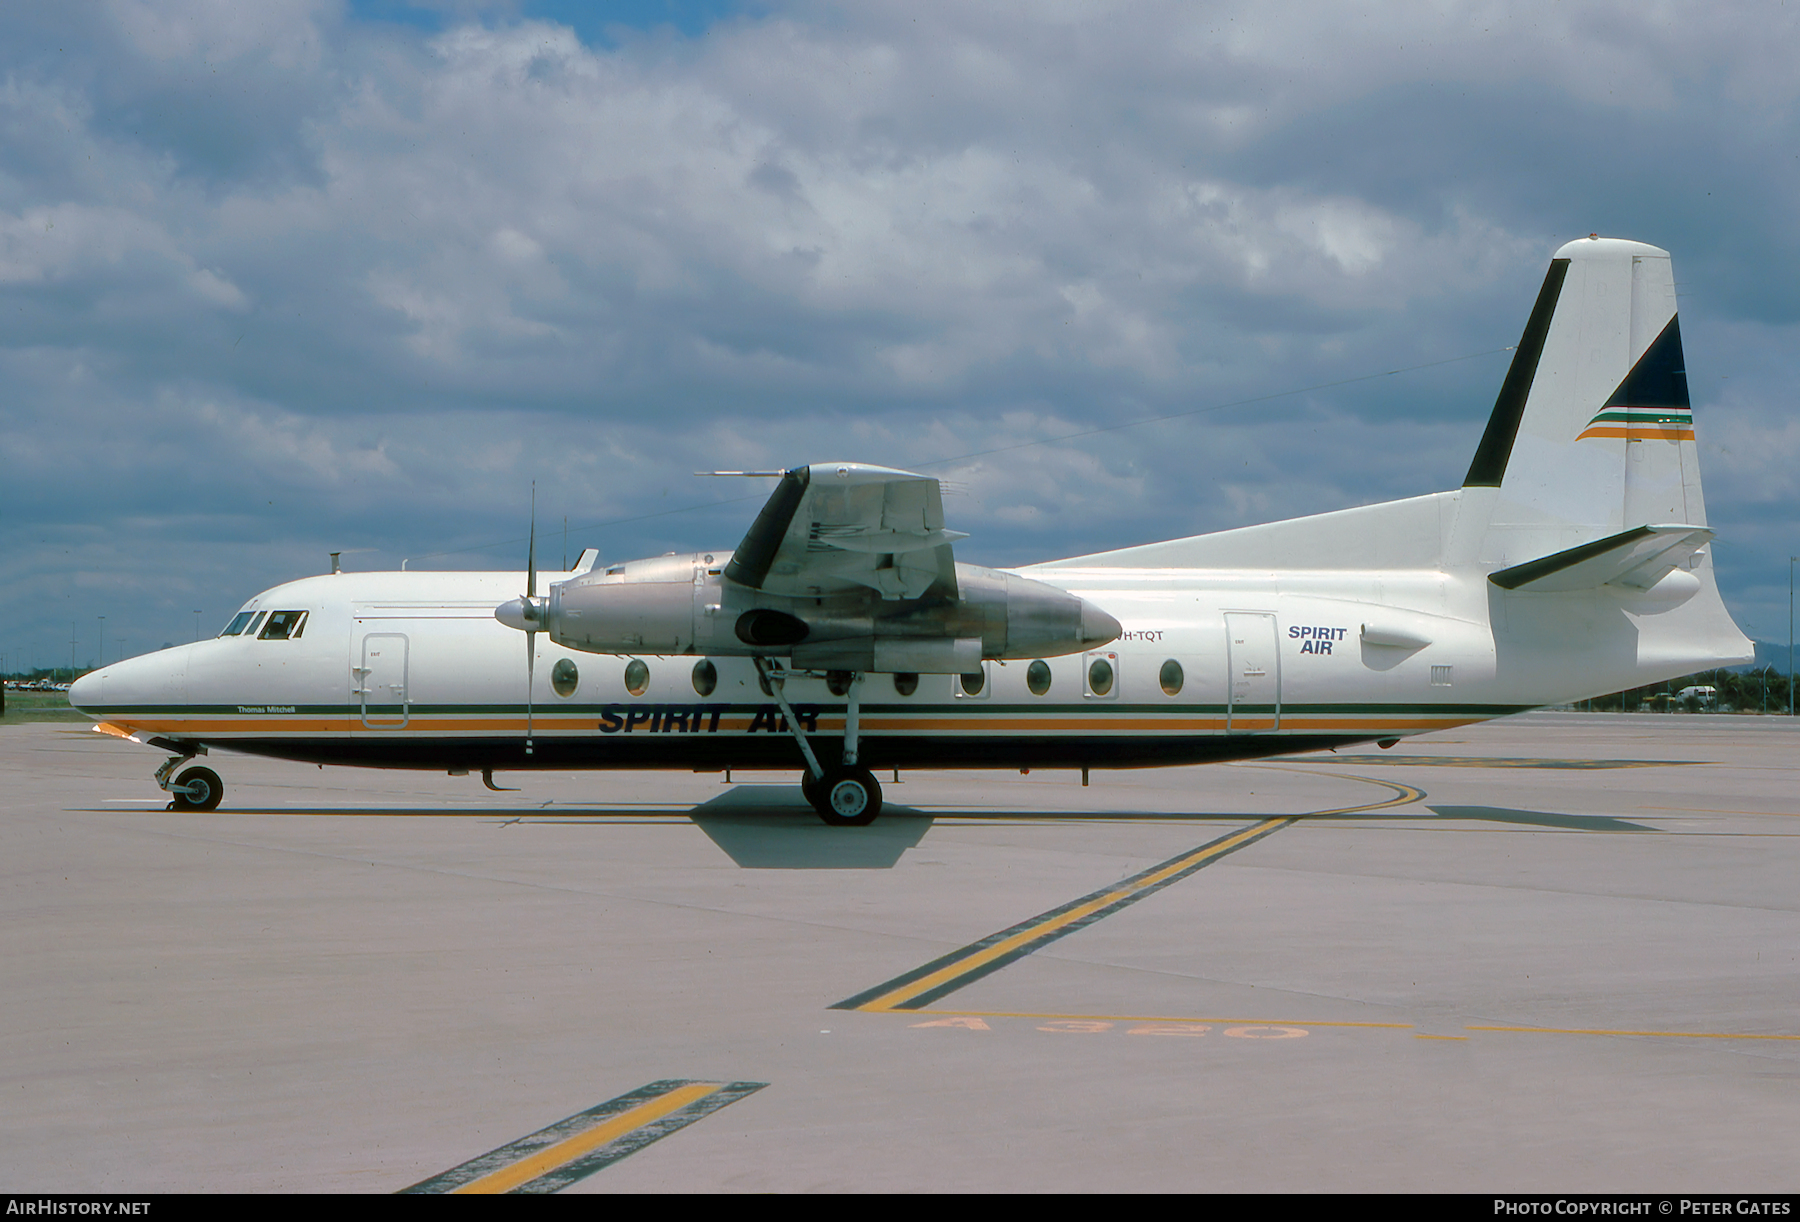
72,237,1752,824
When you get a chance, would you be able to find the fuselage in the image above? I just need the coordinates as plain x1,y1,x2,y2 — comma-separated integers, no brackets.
71,542,1684,776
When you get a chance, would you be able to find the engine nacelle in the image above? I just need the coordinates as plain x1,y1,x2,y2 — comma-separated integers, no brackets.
505,551,1120,671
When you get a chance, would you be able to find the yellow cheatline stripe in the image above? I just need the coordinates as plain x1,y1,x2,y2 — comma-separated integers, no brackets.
905,1008,1412,1029
1467,1024,1800,1042
861,716,1227,731
450,1081,723,1194
859,816,1293,1013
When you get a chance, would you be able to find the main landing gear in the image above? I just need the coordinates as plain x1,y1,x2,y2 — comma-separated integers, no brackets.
154,750,223,811
802,765,883,827
758,658,883,827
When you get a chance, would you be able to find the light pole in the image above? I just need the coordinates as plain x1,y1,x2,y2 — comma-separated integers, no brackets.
1790,557,1796,716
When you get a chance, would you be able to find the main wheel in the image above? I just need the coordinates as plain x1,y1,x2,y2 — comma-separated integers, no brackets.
811,766,881,827
169,765,223,811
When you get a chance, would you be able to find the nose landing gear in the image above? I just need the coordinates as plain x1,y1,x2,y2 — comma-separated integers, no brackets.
169,766,224,811
154,751,224,811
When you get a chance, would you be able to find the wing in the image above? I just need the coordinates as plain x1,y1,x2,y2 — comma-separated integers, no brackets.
723,463,967,599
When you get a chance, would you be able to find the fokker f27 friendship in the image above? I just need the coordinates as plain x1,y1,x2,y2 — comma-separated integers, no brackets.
73,238,1752,824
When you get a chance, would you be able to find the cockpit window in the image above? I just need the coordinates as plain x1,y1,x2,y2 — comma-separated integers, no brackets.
220,611,257,637
259,611,309,641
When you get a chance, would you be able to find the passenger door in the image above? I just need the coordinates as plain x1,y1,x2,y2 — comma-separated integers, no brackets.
356,632,410,728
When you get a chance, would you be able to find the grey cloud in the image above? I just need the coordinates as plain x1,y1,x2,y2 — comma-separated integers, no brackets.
4,1,1800,667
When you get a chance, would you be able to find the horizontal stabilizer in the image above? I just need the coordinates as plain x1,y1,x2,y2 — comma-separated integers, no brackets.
1489,524,1712,592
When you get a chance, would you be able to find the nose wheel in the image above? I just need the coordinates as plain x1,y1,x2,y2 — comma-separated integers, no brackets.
167,765,224,811
153,751,224,811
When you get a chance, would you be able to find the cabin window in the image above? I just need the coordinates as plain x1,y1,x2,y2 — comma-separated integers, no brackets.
624,659,650,696
1027,660,1052,696
552,658,579,698
259,611,309,641
1087,658,1114,697
960,670,985,696
220,611,257,637
1159,659,1184,696
892,672,919,697
691,659,717,697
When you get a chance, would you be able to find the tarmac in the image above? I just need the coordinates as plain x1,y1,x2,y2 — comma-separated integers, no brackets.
2,712,1797,1192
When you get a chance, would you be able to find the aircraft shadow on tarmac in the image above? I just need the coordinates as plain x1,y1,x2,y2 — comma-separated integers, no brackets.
139,794,1650,870
1425,804,1653,832
688,786,935,868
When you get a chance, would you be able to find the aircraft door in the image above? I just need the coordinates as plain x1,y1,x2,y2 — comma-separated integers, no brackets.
357,632,410,728
1224,613,1280,732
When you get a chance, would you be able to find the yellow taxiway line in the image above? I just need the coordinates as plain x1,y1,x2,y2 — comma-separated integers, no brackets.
834,775,1422,1013
451,1082,724,1195
401,1078,767,1195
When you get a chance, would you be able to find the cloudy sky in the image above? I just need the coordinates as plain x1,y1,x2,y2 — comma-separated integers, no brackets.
5,0,1799,671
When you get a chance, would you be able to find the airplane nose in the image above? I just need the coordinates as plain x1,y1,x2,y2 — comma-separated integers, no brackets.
68,649,189,713
1079,600,1122,647
69,669,103,712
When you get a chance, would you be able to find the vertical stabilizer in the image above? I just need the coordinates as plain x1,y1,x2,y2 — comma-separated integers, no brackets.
1460,237,1703,568
1458,236,1749,678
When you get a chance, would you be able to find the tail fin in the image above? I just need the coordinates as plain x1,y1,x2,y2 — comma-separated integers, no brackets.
1458,236,1703,566
1458,236,1750,674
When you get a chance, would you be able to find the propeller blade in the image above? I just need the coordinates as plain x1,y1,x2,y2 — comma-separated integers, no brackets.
525,483,537,756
